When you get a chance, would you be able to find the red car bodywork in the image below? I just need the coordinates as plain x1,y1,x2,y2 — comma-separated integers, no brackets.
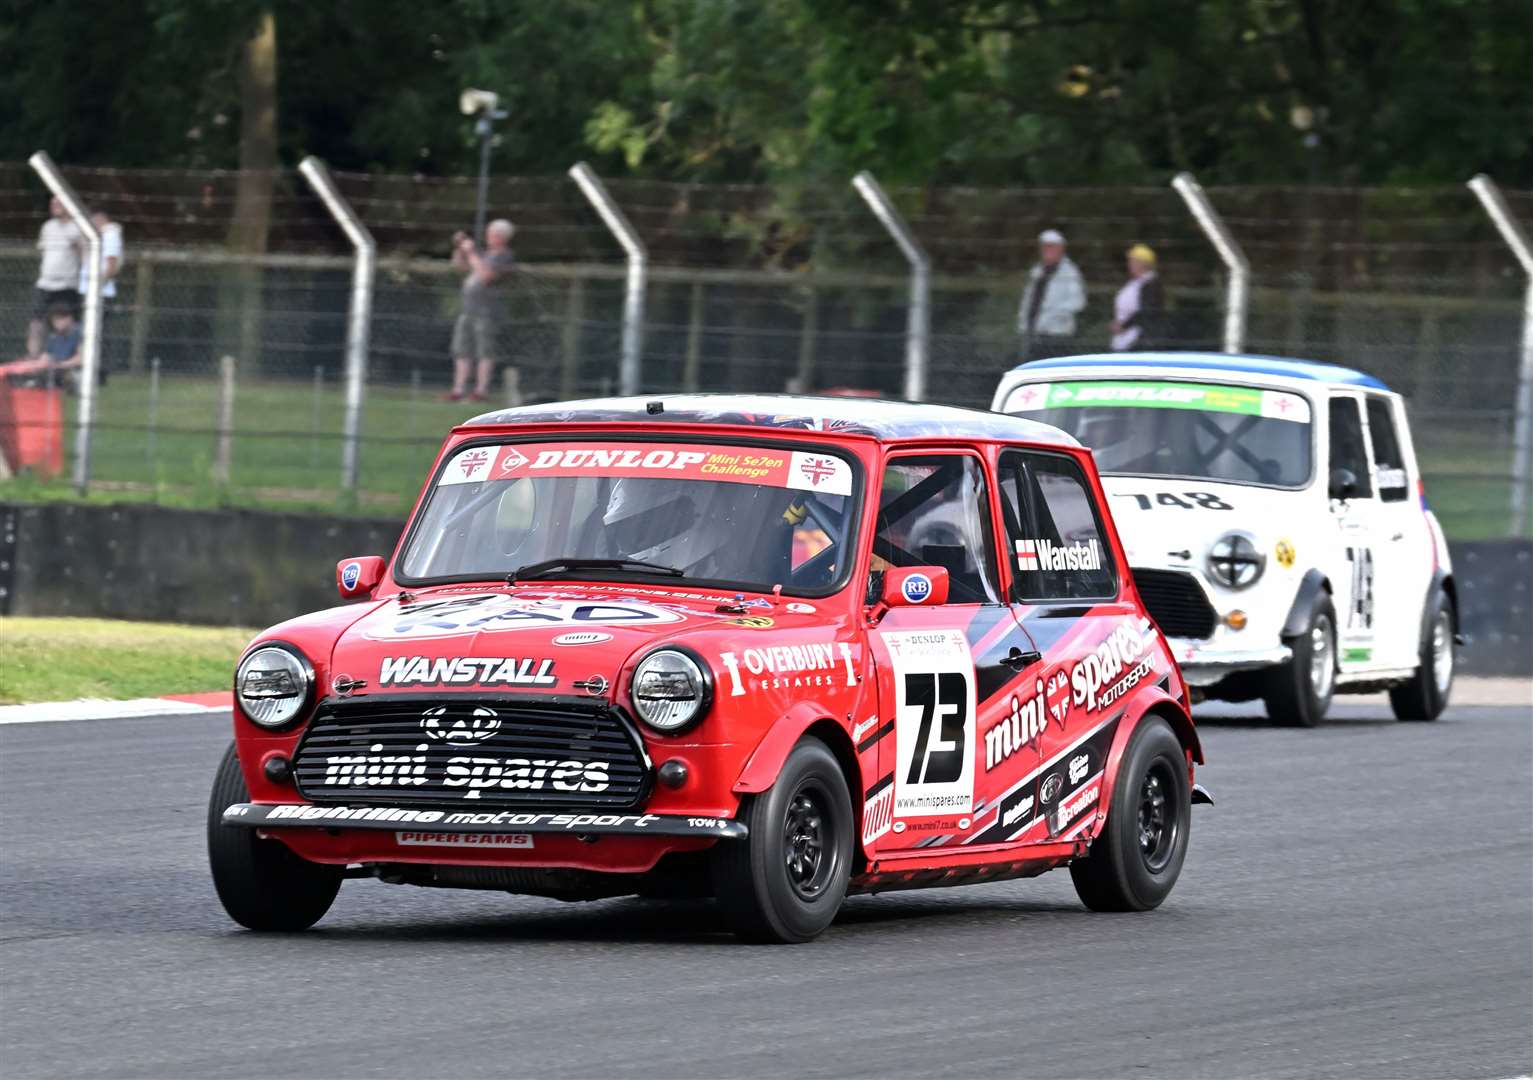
222,398,1200,897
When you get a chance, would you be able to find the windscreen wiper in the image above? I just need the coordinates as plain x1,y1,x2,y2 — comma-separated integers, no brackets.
508,558,685,583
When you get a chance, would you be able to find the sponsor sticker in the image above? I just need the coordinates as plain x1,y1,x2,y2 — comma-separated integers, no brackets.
1016,537,1102,573
727,616,775,630
901,572,934,604
420,705,503,745
719,641,857,697
883,628,976,818
785,602,816,614
1071,617,1158,713
862,777,894,845
365,595,684,640
1010,380,1311,424
379,656,556,689
551,631,613,646
396,831,533,848
435,441,853,496
1275,538,1296,569
1049,779,1101,836
340,561,362,591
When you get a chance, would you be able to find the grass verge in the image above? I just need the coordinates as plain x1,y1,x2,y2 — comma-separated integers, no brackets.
0,616,254,704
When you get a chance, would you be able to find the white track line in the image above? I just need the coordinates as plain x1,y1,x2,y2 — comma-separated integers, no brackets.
0,698,231,725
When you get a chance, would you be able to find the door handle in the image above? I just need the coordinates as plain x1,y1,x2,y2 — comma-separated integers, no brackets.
1389,531,1405,542
1002,647,1042,671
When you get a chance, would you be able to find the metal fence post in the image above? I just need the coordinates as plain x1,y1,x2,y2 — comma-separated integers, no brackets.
1468,174,1533,536
214,354,236,486
852,171,930,402
1172,172,1250,355
298,156,374,494
28,152,103,492
568,163,646,396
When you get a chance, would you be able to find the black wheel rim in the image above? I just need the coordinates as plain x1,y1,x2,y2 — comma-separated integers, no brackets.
1137,760,1180,874
783,781,836,901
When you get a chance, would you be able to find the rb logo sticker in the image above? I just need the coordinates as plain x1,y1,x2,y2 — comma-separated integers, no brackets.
340,561,362,591
901,573,933,604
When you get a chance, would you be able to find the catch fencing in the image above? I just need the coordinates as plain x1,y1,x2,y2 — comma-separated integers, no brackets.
0,159,1527,538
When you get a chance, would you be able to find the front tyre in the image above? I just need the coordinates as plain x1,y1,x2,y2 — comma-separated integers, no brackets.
711,737,853,943
1070,717,1191,912
1263,597,1336,727
207,742,341,931
1389,588,1455,721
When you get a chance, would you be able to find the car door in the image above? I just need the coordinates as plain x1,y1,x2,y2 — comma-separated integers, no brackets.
1326,394,1381,671
864,450,1034,854
1362,394,1433,668
987,448,1150,845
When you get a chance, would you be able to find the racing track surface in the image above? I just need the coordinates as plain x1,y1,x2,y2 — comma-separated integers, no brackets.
2,699,1530,1080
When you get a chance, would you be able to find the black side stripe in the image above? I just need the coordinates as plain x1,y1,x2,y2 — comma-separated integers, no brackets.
864,773,893,801
857,720,895,754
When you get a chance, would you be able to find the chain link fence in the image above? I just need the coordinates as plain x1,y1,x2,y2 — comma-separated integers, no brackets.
0,162,1527,537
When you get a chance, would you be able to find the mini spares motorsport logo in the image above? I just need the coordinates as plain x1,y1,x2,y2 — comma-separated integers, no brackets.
379,655,556,689
1071,617,1159,712
1015,538,1102,572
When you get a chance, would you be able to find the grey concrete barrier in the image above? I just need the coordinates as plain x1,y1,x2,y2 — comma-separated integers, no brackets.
0,502,1528,674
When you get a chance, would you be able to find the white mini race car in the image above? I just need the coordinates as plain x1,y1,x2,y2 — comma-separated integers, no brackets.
993,353,1458,726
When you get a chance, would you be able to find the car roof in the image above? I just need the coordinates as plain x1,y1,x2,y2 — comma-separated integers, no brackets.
464,393,1081,446
1005,352,1392,392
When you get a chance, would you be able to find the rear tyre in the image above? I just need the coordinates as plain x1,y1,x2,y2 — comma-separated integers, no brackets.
1070,717,1191,912
1263,597,1336,727
207,742,341,931
711,737,853,943
1390,589,1455,721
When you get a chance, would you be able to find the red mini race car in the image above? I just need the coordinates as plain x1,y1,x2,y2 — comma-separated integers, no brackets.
209,395,1208,942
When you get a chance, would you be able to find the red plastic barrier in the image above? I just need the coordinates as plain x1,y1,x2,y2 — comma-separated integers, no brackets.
0,359,65,478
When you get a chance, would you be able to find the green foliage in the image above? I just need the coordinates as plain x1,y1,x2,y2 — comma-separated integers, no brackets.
0,0,1528,185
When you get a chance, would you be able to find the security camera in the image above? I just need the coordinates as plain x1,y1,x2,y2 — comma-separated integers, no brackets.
459,89,500,116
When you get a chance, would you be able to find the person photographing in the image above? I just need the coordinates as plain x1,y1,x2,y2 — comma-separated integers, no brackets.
447,218,516,402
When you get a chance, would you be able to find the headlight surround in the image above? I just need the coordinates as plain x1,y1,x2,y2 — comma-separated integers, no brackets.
1207,532,1265,590
235,645,314,729
630,648,712,734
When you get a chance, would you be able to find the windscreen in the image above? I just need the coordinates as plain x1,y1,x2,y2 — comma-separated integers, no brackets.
1004,379,1313,487
398,440,859,592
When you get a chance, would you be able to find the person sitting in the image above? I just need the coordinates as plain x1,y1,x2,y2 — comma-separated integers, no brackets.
40,302,82,389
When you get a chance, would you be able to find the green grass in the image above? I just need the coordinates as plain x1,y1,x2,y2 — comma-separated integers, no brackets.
0,616,256,704
1,371,1528,538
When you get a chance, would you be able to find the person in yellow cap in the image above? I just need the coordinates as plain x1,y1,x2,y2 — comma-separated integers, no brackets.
1110,243,1163,351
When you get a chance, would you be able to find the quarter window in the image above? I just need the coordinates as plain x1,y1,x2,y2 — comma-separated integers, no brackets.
1365,396,1409,503
872,455,1002,605
999,452,1118,602
1328,398,1374,499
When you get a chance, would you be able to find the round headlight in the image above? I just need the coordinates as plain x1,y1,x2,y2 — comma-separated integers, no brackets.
1207,532,1265,590
236,646,314,729
631,649,711,733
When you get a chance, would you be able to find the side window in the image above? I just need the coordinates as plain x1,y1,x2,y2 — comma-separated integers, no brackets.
1365,396,1409,503
1328,397,1374,498
873,455,1002,604
999,451,1118,602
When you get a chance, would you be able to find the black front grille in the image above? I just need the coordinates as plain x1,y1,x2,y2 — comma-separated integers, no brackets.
292,695,649,810
1131,568,1218,639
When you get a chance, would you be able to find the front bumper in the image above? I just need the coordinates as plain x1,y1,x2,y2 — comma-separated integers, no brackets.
222,801,747,840
1169,643,1292,685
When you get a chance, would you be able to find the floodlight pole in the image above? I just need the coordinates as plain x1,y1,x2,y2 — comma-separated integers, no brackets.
1468,174,1533,536
852,171,930,401
1173,172,1250,354
28,152,102,493
569,162,646,395
299,156,374,494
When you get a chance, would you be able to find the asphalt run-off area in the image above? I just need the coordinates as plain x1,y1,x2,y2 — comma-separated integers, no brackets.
2,695,1530,1079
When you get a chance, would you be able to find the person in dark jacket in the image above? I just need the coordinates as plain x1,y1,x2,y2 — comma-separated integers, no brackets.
1110,244,1163,351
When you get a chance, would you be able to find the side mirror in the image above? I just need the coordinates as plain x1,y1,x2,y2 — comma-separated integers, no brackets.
881,566,950,608
337,556,385,600
1328,467,1358,501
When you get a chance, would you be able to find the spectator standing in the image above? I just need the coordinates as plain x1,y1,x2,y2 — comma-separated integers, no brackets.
77,210,125,377
1110,244,1163,352
27,198,82,358
448,218,516,402
1017,228,1086,362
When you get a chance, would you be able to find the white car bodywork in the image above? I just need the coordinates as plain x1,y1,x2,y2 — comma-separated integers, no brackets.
992,354,1451,696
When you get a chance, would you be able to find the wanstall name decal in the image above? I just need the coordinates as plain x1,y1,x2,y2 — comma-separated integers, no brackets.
1071,617,1159,712
379,656,556,688
437,441,853,496
1008,380,1311,424
367,594,684,640
720,641,857,697
1015,537,1102,573
883,628,977,819
395,831,533,848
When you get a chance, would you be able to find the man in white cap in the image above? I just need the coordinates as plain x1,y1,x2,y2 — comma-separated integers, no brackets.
1017,228,1087,362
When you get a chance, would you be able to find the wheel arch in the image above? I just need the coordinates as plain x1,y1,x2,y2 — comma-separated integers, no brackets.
1095,688,1201,840
1279,568,1333,638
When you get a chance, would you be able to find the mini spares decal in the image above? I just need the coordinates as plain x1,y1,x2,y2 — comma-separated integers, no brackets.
437,440,854,496
364,595,685,640
1008,380,1311,424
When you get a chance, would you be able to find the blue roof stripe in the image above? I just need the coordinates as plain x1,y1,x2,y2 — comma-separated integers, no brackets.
1008,352,1391,391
